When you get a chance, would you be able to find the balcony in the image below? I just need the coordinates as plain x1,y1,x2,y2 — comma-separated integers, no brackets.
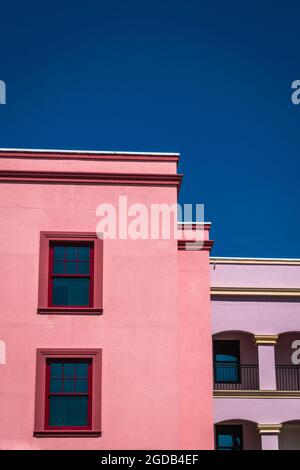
214,363,259,390
213,332,300,393
276,365,300,390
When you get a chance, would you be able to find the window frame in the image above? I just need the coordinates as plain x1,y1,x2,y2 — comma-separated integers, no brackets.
37,232,103,315
213,340,241,384
34,349,101,437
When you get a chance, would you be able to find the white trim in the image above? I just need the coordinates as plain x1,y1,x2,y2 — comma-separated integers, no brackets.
0,148,180,157
179,221,212,225
210,257,300,264
211,257,300,261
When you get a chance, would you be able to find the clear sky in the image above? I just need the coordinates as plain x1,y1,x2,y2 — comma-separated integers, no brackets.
0,0,299,257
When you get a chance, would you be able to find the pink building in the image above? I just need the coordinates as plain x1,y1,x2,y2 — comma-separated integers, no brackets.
0,149,213,450
0,148,299,450
211,257,300,450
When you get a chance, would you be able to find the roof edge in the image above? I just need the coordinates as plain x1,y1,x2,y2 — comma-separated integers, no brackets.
210,257,300,265
0,148,180,157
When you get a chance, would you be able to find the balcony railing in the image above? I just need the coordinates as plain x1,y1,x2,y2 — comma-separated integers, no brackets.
276,365,300,390
213,363,259,390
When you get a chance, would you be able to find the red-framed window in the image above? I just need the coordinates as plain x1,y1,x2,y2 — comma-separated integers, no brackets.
49,243,94,307
37,232,103,315
34,349,102,437
45,359,92,430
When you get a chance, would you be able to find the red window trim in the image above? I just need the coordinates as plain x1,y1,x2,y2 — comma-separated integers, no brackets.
34,349,101,437
37,232,103,315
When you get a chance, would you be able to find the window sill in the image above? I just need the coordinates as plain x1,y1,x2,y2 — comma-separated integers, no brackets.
37,307,103,315
34,429,101,438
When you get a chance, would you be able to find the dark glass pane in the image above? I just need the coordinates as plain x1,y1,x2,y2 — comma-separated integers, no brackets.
76,363,88,377
53,246,65,261
218,434,234,449
214,340,240,364
52,278,90,306
50,378,63,393
53,261,65,274
64,363,76,377
66,246,77,261
63,378,75,393
215,354,238,363
53,246,65,260
78,246,90,261
48,396,88,427
50,363,63,378
77,262,90,274
65,262,77,274
76,379,88,393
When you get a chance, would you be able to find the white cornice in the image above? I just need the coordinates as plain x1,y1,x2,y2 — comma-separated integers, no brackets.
0,148,180,157
210,257,300,265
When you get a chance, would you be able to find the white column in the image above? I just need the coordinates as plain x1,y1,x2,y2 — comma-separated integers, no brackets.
257,424,282,450
254,335,278,390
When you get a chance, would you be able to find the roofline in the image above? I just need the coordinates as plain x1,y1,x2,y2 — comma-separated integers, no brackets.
0,148,180,157
210,257,300,265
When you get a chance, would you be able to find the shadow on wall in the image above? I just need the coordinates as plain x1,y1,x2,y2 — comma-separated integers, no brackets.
280,421,300,450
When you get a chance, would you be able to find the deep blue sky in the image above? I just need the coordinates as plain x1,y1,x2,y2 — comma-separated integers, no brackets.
0,0,299,257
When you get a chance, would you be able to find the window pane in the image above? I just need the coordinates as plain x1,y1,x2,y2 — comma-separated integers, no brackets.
76,363,88,377
52,278,90,306
53,246,65,260
214,340,240,364
48,396,88,427
63,378,75,393
53,261,65,274
50,378,63,393
65,262,77,274
76,379,88,393
66,246,77,261
50,363,63,378
218,434,234,449
78,247,90,261
77,262,90,275
215,354,238,363
64,363,76,377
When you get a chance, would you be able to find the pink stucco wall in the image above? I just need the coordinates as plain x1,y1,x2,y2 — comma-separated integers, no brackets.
178,249,214,449
210,263,300,334
212,299,300,335
214,398,300,424
210,262,300,289
0,151,214,449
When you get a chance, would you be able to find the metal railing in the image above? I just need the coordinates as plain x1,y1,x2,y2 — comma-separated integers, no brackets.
276,365,300,390
213,363,259,390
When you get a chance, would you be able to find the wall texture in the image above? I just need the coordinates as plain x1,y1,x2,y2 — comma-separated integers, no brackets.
0,150,214,450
